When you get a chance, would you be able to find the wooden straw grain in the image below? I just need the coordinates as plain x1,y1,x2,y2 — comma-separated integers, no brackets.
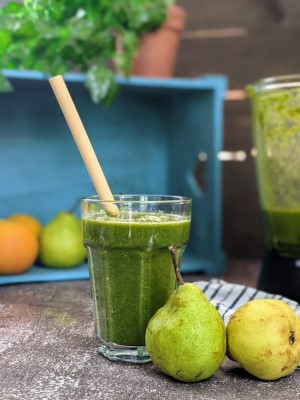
49,75,119,217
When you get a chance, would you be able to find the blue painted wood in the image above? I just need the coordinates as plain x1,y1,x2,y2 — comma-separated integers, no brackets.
0,263,89,285
0,70,227,274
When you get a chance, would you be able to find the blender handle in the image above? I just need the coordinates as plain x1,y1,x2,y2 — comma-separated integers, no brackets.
217,150,247,161
186,150,248,198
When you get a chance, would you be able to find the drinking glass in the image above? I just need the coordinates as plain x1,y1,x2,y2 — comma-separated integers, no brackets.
81,194,191,363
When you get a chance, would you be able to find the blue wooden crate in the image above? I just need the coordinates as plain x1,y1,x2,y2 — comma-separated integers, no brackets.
0,70,227,276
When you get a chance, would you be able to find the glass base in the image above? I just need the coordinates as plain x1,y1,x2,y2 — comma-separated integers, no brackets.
97,339,151,364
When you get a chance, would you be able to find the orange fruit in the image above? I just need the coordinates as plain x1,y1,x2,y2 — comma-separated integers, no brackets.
9,213,42,237
0,220,39,274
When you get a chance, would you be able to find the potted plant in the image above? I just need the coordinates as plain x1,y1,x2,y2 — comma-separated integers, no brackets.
0,0,185,105
131,2,186,78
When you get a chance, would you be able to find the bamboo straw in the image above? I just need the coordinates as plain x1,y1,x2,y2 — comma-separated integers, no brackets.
49,75,119,217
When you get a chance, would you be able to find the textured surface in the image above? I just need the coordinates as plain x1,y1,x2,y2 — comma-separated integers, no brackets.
1,265,299,400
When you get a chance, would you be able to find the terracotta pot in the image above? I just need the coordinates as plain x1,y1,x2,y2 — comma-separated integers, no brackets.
131,5,187,78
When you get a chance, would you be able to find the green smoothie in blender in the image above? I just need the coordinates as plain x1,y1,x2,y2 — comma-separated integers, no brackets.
248,81,300,255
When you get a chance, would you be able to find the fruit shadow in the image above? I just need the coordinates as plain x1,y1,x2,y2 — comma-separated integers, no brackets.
225,366,256,380
147,364,216,384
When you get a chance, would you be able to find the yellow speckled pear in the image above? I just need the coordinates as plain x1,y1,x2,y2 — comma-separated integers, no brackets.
227,299,300,380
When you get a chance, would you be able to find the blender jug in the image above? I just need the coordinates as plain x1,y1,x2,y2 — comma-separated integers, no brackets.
247,75,300,302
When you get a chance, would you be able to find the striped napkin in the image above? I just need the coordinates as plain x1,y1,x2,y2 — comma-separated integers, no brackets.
194,280,300,369
195,279,300,326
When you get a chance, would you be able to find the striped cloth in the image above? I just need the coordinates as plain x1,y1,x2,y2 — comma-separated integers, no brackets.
195,279,300,326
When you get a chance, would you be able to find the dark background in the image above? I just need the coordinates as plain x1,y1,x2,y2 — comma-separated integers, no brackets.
175,0,300,258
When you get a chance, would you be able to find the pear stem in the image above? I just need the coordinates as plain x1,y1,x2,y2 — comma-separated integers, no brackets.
69,198,81,214
169,246,185,286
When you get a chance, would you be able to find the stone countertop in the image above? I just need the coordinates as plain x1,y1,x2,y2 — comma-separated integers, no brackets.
1,261,299,400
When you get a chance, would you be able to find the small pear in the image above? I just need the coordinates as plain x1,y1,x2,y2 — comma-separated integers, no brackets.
145,246,226,382
39,211,86,268
227,299,300,380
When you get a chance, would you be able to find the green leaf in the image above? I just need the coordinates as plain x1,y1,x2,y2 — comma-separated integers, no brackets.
85,65,119,105
0,2,23,16
0,30,12,56
0,72,13,92
15,20,37,38
114,31,138,73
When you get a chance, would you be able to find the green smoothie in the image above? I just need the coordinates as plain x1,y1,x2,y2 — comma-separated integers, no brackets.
83,211,190,346
250,86,300,208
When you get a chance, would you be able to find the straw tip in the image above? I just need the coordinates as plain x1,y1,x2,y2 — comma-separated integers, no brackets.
49,75,63,83
106,206,120,218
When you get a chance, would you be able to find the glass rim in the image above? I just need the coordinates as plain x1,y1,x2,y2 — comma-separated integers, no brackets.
81,194,192,205
246,74,300,95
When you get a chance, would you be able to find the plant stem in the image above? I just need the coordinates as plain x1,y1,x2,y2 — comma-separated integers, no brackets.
169,246,185,286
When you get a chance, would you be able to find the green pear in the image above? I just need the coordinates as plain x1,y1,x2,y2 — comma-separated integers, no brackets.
227,299,300,380
39,211,86,268
145,246,226,382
